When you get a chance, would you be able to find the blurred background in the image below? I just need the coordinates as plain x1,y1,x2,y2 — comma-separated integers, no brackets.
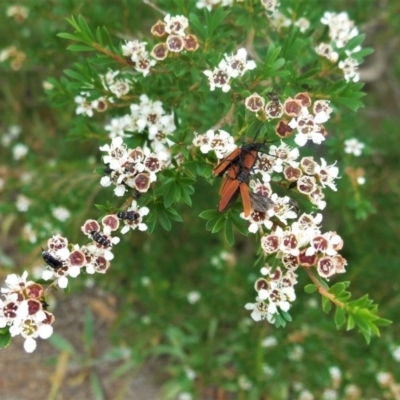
0,0,399,399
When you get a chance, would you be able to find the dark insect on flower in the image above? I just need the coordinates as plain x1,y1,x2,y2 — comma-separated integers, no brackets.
117,211,140,221
40,299,50,310
42,249,63,269
104,164,113,175
90,231,111,248
132,189,141,199
288,198,300,215
267,91,280,103
249,192,275,213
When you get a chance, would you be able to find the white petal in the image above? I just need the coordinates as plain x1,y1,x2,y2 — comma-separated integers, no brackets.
9,324,21,336
244,303,255,311
16,302,29,319
138,223,148,231
42,270,54,280
57,276,69,288
111,237,120,245
0,317,7,328
38,324,53,339
100,176,112,187
24,337,37,353
68,266,81,278
294,133,308,147
279,300,291,312
267,302,277,314
248,223,258,234
114,185,126,197
120,225,130,234
85,265,95,274
35,311,47,322
140,207,150,216
251,309,262,321
258,289,269,300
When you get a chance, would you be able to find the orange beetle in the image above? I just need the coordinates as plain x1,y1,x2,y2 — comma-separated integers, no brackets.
213,143,272,216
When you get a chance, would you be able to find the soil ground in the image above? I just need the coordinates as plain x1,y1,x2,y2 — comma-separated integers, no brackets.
0,288,162,400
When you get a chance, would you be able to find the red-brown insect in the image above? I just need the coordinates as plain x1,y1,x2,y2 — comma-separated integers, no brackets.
213,143,273,216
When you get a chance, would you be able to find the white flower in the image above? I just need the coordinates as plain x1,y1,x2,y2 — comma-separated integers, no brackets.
393,346,400,362
288,344,304,361
12,143,28,160
295,17,310,33
52,207,71,222
261,335,278,348
244,297,275,322
16,194,31,212
321,12,359,49
164,14,189,36
315,43,338,63
344,138,364,156
338,57,360,82
177,393,193,400
75,93,98,117
187,291,201,304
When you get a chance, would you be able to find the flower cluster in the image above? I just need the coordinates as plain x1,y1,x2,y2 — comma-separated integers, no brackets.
100,70,131,99
121,39,156,77
74,92,105,117
321,12,359,49
245,211,347,322
200,124,345,320
105,94,175,152
150,14,199,60
263,215,346,273
0,45,26,71
245,265,297,322
268,11,310,32
196,0,237,10
316,12,361,82
195,0,281,16
0,272,54,352
100,136,166,197
285,94,332,146
245,91,333,146
192,129,237,159
204,48,256,92
0,199,151,352
6,5,29,22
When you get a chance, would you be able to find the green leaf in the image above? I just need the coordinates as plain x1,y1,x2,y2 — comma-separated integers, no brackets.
208,8,229,37
158,210,172,231
334,306,346,328
374,318,392,327
350,47,374,60
304,284,317,294
322,296,332,313
347,315,355,331
199,209,219,220
67,44,94,52
48,333,77,354
343,33,366,52
189,13,207,40
329,282,347,296
211,216,225,233
57,32,82,41
165,207,183,222
90,373,105,400
0,328,11,349
224,218,234,246
83,308,94,352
